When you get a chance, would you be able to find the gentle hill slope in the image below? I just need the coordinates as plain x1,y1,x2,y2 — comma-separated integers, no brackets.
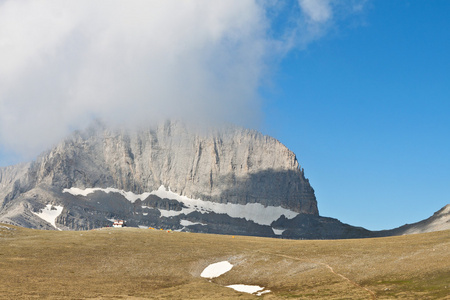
1,224,449,299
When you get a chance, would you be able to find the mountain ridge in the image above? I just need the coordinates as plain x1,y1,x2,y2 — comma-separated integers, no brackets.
1,121,448,239
0,121,319,235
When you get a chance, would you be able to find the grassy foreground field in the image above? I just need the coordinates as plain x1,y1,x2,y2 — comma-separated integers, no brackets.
0,224,449,299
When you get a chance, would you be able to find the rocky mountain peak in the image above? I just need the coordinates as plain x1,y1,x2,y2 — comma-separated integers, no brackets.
31,121,317,213
0,121,318,232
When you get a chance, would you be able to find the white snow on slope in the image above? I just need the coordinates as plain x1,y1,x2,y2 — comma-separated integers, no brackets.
151,185,298,226
33,204,63,230
226,284,271,296
272,228,285,235
62,185,299,226
159,208,190,218
257,290,271,296
200,261,233,279
63,187,150,203
180,220,206,227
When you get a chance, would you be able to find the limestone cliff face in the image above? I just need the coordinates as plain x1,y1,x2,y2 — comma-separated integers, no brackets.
3,121,445,239
2,121,318,217
0,163,30,209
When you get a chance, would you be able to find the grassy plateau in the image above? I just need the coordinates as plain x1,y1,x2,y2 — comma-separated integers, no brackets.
0,224,449,299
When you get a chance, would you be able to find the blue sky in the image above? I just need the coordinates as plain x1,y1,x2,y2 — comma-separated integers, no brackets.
0,1,449,230
262,1,450,230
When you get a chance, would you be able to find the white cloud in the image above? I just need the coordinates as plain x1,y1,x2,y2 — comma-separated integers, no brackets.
0,0,368,161
298,0,332,23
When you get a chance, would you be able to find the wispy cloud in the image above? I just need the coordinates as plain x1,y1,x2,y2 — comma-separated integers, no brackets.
0,0,368,161
298,0,332,23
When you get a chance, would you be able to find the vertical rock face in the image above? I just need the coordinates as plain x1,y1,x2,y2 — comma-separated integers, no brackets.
0,163,30,209
0,120,318,233
2,121,445,238
26,121,318,214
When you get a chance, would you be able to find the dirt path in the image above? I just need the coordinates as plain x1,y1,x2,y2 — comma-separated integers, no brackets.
258,250,376,300
318,261,376,300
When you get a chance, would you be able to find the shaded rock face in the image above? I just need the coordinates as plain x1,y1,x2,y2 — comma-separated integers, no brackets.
271,214,379,240
0,121,319,235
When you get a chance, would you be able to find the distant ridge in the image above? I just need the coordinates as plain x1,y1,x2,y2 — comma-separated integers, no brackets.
386,204,450,236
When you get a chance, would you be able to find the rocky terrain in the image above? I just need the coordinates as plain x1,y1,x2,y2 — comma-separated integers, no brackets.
0,120,448,239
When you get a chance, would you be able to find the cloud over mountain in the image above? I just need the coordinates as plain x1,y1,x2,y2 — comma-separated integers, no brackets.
0,0,367,160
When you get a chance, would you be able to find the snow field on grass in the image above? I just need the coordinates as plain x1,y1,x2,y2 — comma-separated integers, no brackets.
226,284,271,296
33,204,63,230
201,261,271,296
200,261,233,279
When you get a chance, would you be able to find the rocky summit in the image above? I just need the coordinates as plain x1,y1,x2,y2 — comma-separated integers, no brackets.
1,121,448,239
0,121,322,236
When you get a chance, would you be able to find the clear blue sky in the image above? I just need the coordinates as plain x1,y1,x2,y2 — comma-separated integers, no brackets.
0,1,449,231
262,1,450,230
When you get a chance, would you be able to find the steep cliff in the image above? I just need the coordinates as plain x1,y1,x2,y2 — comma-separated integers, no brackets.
26,121,317,213
2,121,446,239
0,163,30,208
0,121,319,234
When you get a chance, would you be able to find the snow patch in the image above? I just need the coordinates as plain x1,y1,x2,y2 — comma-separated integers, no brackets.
256,290,271,296
63,187,150,203
226,284,269,295
63,185,299,226
151,185,298,226
33,204,63,230
200,261,233,279
272,228,285,235
159,208,191,218
180,219,206,227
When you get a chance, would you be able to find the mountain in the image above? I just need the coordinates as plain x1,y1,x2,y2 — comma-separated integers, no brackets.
0,121,321,236
1,121,447,239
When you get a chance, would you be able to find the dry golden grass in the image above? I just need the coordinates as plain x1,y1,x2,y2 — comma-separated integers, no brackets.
0,224,449,299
